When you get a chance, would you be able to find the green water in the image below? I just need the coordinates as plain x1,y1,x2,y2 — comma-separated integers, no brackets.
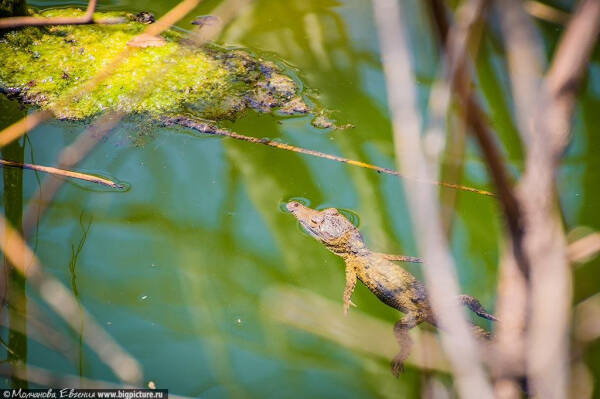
1,0,599,397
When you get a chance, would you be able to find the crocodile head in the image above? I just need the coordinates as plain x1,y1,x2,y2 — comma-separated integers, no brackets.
286,201,363,252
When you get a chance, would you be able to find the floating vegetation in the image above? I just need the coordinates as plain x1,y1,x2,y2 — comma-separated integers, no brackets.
0,8,314,122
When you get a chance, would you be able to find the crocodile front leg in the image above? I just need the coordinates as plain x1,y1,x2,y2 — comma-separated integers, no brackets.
343,262,357,315
391,312,424,376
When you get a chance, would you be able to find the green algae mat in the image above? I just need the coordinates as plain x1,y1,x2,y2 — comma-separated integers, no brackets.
0,8,310,121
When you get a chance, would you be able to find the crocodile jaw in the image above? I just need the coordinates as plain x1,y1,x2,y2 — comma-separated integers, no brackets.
286,201,322,238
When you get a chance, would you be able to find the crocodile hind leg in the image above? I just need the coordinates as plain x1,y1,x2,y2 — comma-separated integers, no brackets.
470,324,492,340
390,313,420,376
343,264,357,315
458,294,498,321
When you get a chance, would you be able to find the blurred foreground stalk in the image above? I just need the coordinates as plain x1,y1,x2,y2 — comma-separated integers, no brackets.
0,3,28,389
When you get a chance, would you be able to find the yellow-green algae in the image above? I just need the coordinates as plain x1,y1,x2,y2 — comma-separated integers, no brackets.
0,8,306,120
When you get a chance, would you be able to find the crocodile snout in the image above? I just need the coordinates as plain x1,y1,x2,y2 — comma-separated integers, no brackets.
286,201,302,212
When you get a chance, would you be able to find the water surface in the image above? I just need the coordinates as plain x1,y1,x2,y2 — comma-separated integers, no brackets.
2,0,599,397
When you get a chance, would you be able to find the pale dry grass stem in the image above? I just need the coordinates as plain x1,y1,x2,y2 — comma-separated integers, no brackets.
372,0,494,397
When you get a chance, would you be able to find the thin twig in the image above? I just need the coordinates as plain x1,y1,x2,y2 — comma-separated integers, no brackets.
426,0,477,237
461,94,525,271
167,116,495,196
0,334,16,356
0,0,123,29
372,1,494,397
22,112,124,238
0,159,123,189
449,0,528,277
427,0,527,275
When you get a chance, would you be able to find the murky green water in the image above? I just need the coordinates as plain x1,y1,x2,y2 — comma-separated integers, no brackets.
1,0,599,397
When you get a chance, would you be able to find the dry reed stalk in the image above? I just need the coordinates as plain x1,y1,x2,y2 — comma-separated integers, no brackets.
427,0,526,276
522,1,600,396
372,0,494,397
495,0,600,396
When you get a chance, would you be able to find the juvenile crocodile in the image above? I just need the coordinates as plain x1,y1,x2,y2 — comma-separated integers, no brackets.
286,201,497,375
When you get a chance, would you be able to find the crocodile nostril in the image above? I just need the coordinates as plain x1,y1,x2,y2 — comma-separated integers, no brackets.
286,201,300,211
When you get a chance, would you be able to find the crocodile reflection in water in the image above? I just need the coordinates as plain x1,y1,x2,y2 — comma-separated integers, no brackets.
286,201,497,375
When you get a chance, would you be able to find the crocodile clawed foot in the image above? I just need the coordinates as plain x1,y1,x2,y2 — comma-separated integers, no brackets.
390,316,417,377
390,355,405,377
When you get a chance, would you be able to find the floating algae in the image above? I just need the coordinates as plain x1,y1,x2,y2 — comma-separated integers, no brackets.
0,8,313,122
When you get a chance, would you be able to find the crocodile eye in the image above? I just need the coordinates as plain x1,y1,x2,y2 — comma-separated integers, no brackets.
310,217,319,225
324,208,339,215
